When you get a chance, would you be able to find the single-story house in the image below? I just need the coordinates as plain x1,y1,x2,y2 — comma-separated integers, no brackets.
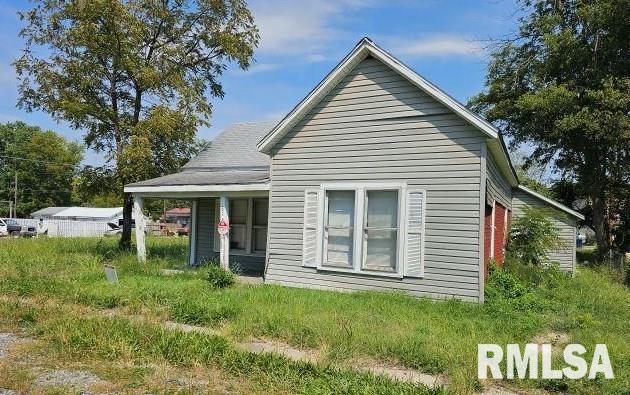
31,206,141,223
165,207,192,226
30,207,70,220
125,38,584,303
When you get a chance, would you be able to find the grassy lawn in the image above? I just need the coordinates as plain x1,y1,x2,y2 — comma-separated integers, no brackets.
0,237,628,394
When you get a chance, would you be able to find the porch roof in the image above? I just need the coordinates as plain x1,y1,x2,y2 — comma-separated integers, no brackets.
124,168,269,194
124,120,275,195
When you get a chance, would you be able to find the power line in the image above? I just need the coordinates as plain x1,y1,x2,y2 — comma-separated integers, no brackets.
0,188,73,194
0,155,81,168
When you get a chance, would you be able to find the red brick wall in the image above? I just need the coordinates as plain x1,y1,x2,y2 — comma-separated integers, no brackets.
494,203,507,266
484,204,493,279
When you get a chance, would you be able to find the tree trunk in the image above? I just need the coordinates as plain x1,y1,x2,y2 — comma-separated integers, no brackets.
119,192,134,250
591,191,610,258
118,85,143,251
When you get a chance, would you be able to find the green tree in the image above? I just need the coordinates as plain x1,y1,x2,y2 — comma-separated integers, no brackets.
15,0,258,249
508,207,565,266
0,122,83,217
72,165,123,207
470,0,630,255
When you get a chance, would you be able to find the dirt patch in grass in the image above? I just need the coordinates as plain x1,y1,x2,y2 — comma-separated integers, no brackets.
237,338,321,364
531,331,570,346
348,358,449,388
164,320,222,336
0,333,24,359
479,383,524,395
531,331,570,355
32,368,107,389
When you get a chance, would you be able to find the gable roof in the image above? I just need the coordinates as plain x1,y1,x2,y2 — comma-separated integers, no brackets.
185,120,277,170
31,206,70,218
257,37,518,186
53,207,123,219
517,185,585,220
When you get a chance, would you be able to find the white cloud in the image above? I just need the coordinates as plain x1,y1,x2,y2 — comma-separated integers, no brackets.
250,0,377,58
305,53,327,63
390,35,485,58
245,63,281,74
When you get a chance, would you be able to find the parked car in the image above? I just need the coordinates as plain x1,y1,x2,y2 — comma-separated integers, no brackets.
0,218,36,237
104,222,122,237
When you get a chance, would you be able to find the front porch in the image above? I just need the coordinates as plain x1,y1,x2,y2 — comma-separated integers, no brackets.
127,185,269,277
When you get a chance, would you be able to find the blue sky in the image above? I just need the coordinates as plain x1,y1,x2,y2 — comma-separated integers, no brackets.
0,0,520,166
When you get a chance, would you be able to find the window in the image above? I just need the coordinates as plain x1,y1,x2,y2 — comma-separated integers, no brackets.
214,197,268,255
323,190,355,268
229,199,247,251
363,190,399,272
252,198,268,253
304,183,425,278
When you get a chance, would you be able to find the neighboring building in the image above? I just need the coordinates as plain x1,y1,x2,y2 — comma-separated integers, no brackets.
30,207,70,220
165,207,191,226
125,38,583,303
512,186,583,273
32,206,126,222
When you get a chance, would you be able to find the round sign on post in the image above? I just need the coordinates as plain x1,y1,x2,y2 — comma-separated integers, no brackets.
217,219,229,235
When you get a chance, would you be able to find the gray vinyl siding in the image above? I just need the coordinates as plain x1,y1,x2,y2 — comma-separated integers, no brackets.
193,198,265,275
195,198,215,264
265,57,487,302
512,189,577,273
486,153,512,209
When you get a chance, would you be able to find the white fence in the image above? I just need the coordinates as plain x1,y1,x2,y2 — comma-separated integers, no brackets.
14,218,111,237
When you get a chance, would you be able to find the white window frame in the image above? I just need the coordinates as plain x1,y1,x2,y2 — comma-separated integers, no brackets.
213,197,267,257
317,182,407,279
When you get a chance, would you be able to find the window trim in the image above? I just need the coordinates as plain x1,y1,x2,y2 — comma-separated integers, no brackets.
317,182,407,278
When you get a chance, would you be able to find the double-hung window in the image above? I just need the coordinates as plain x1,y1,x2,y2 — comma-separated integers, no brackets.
363,190,399,273
323,190,356,268
303,183,425,278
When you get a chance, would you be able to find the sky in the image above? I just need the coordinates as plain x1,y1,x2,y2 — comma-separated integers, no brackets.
0,0,521,166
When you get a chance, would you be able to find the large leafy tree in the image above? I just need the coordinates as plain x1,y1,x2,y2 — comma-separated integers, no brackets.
15,0,258,249
470,0,630,254
0,122,83,217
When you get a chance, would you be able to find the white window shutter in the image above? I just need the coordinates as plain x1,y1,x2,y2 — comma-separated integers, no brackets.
302,189,320,267
405,189,425,277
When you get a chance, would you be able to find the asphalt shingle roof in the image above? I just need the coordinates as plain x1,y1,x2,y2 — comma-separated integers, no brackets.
126,121,276,188
184,120,277,170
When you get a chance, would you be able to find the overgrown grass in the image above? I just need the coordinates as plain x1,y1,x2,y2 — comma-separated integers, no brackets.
1,237,629,394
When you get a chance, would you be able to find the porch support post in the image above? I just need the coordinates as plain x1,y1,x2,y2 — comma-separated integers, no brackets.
133,194,146,263
219,195,230,270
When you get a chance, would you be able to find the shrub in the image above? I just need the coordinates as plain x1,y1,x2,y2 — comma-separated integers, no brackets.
508,207,565,266
485,266,529,300
205,265,235,289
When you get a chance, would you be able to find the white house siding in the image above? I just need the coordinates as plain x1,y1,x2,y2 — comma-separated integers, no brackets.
265,57,488,302
512,189,577,273
486,153,512,209
193,197,266,274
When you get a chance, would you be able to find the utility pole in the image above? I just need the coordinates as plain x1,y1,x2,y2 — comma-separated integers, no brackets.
13,172,17,218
